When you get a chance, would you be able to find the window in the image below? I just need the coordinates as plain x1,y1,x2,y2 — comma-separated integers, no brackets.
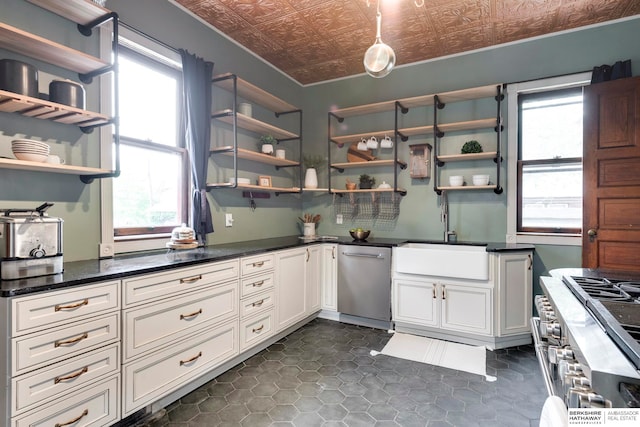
112,44,188,239
517,87,583,234
506,72,591,245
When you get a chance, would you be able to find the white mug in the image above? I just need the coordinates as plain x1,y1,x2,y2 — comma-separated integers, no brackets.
261,144,274,154
357,138,368,151
367,136,378,149
381,135,393,148
46,155,65,164
275,149,285,159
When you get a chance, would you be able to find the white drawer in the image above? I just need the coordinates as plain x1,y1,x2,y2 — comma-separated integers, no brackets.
13,375,119,427
240,272,274,298
241,254,274,277
12,343,120,415
123,319,238,416
123,259,239,307
12,281,120,336
240,310,274,352
123,282,238,362
12,312,120,376
240,290,274,319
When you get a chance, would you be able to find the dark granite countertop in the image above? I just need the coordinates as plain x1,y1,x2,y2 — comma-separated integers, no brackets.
0,236,534,297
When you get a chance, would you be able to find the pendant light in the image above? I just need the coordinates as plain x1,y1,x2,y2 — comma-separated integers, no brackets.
363,0,395,78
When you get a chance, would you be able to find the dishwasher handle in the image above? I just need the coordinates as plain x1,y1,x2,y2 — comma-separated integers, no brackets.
341,251,385,259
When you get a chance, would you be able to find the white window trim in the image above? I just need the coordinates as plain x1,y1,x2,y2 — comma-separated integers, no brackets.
505,72,591,246
99,26,184,255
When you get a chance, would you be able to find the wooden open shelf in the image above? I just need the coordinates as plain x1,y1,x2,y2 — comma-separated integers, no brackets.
331,159,406,170
437,185,498,191
0,157,109,176
331,84,500,118
213,73,297,113
0,90,110,127
437,152,498,163
27,0,110,25
211,146,299,167
206,182,301,194
332,188,407,194
0,22,109,75
213,110,298,140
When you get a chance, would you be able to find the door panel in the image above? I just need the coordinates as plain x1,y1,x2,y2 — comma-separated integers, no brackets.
583,76,640,270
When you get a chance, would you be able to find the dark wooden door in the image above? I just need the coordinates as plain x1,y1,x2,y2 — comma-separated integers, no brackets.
583,76,640,271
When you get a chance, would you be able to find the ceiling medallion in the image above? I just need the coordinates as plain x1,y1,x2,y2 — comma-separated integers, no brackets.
363,0,425,78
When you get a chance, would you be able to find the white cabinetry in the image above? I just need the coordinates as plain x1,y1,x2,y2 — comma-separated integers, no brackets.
1,281,121,427
275,248,307,332
239,253,276,351
121,260,240,416
392,250,532,349
305,246,322,314
320,244,338,312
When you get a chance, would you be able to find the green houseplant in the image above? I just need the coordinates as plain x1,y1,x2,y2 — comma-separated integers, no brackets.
259,134,276,154
359,174,376,189
461,140,483,154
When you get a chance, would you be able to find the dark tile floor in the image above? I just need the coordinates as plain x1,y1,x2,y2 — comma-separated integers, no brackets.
144,318,546,427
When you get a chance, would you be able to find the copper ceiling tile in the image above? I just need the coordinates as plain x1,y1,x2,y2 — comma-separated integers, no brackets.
300,0,371,35
217,0,298,26
254,15,318,47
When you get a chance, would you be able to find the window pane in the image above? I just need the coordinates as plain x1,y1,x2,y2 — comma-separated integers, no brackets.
118,55,178,146
521,162,582,230
113,144,183,229
521,94,582,160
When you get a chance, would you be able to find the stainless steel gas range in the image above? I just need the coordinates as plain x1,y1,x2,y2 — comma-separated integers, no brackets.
532,269,640,409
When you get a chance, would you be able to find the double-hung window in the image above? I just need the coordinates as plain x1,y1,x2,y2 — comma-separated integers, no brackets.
111,37,188,244
506,72,591,245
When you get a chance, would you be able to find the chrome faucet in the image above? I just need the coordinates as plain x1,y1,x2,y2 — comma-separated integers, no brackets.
440,190,456,243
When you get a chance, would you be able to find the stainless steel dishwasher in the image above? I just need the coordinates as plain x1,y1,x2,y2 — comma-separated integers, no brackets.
337,245,391,321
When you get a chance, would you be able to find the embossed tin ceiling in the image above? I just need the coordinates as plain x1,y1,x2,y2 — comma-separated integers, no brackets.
174,0,640,85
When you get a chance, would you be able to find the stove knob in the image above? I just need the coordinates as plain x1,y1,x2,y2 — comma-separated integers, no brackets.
573,390,612,408
540,321,561,340
29,244,46,258
572,376,591,389
548,346,574,364
558,360,581,380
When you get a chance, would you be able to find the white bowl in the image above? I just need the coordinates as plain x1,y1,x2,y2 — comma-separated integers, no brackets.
14,152,48,162
449,175,464,187
472,174,490,186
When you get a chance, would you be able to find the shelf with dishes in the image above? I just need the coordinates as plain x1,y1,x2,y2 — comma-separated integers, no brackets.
330,159,406,171
436,184,498,192
205,182,300,194
0,156,110,176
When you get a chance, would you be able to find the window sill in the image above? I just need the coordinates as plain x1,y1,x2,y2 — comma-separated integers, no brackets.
115,234,172,254
507,233,581,246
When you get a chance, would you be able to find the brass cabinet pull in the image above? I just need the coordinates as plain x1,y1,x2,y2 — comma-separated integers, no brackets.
54,366,88,384
252,280,264,287
252,299,265,307
55,332,89,348
252,261,264,267
180,308,202,320
528,254,533,271
55,409,88,427
442,285,446,300
332,246,336,259
432,284,436,299
252,324,264,333
55,299,88,312
180,275,202,284
306,248,310,262
180,351,202,366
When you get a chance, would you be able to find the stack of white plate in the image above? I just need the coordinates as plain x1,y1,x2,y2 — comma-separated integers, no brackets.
11,139,50,162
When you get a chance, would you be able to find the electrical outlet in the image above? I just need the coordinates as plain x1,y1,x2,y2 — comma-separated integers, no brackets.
336,214,343,224
225,213,234,227
99,243,114,258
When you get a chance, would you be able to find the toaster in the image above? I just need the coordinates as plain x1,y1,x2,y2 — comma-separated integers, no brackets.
0,202,63,280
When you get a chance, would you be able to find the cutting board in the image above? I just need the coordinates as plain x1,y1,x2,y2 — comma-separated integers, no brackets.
347,142,376,162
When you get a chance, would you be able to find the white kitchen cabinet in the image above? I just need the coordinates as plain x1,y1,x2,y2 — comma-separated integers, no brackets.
392,249,532,349
238,253,276,352
320,244,338,312
305,246,322,314
274,248,307,332
1,280,122,427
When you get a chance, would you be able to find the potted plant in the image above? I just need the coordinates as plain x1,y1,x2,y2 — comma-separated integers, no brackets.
461,140,483,154
259,134,276,155
303,154,324,189
359,174,376,189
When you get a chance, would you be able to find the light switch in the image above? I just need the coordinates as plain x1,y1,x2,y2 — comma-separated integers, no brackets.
225,213,233,227
336,214,343,224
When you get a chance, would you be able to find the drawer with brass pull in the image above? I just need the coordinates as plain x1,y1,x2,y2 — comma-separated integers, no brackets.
239,309,274,352
240,290,274,319
12,343,119,415
12,312,119,376
240,272,274,298
123,259,239,307
123,282,238,362
11,281,120,336
240,253,274,277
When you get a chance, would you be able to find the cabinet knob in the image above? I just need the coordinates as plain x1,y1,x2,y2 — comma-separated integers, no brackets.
587,229,597,237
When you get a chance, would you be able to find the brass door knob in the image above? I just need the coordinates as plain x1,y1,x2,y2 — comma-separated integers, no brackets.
587,229,597,237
